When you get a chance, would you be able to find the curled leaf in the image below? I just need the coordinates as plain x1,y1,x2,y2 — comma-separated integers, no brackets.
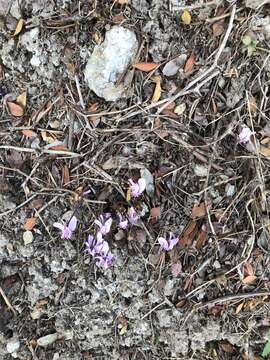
13,19,24,36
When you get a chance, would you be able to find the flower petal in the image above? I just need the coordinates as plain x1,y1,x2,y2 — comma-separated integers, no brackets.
104,217,112,233
94,219,102,228
158,237,169,250
53,222,64,231
68,216,77,232
138,178,146,194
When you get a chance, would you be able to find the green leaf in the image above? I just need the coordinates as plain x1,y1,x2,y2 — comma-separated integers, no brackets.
262,337,270,357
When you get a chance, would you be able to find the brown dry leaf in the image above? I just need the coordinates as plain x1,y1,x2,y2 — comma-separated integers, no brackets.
161,101,176,111
179,220,197,248
219,341,234,353
235,302,244,315
49,145,70,151
152,75,161,103
7,101,24,117
29,198,44,209
62,165,70,185
212,21,224,37
242,275,257,285
16,91,27,109
175,299,186,308
132,62,159,72
13,18,24,36
195,225,207,250
184,53,195,74
243,262,254,277
23,217,37,231
260,146,270,157
22,129,36,138
181,10,191,25
192,202,207,219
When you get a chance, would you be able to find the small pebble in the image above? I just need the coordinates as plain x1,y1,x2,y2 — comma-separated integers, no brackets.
23,230,33,245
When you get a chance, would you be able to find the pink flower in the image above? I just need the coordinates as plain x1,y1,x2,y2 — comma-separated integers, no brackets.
158,233,179,251
128,207,139,225
129,178,146,198
239,127,253,144
94,214,113,235
117,213,129,230
95,252,113,269
85,232,109,256
53,216,77,239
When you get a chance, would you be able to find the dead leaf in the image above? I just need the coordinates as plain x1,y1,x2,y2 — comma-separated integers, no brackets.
243,262,254,277
132,62,159,72
179,221,197,248
23,217,37,231
181,9,191,25
192,202,207,219
13,18,24,36
183,276,193,291
62,165,70,185
242,275,257,285
260,146,270,157
22,129,36,138
184,53,195,74
219,341,234,353
235,302,244,314
16,91,27,109
175,299,186,308
7,101,24,117
212,21,224,37
29,198,44,209
195,225,207,250
49,145,69,151
152,75,161,103
116,0,130,3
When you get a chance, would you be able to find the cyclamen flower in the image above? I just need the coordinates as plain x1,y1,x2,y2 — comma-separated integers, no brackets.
117,213,129,230
94,213,113,235
128,207,139,225
53,216,77,240
95,252,113,269
85,232,109,256
158,233,179,251
239,127,253,144
129,178,146,198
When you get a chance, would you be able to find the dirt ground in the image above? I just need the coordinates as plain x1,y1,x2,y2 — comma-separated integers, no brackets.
1,0,270,359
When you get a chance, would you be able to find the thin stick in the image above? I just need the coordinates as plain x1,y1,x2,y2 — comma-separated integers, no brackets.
0,286,16,315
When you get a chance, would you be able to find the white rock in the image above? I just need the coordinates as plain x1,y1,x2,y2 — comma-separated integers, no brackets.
37,333,58,347
23,230,33,245
85,26,138,101
194,164,208,177
245,0,270,9
174,103,186,115
6,338,20,353
0,0,12,15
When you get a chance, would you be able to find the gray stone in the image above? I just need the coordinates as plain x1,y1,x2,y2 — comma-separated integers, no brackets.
37,333,58,347
162,55,187,77
85,26,138,101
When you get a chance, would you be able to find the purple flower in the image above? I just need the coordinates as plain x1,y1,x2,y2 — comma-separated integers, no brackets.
128,207,139,225
95,252,113,269
94,214,113,235
53,216,77,239
117,213,129,230
129,178,146,198
85,232,109,256
239,127,253,144
158,233,179,251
